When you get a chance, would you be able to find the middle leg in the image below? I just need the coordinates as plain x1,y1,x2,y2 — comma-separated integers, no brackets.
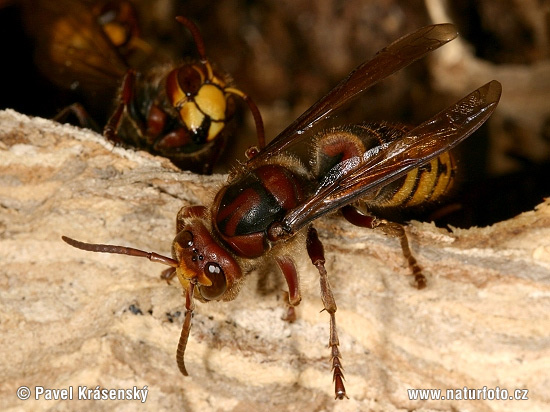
306,226,347,399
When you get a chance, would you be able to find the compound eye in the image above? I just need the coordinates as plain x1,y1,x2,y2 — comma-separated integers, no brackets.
178,65,203,97
198,263,227,300
174,230,193,249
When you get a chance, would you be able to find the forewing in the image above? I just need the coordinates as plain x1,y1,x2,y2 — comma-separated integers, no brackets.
282,80,503,232
23,0,129,95
247,23,458,168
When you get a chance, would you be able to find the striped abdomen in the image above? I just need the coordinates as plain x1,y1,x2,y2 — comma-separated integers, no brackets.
313,122,456,210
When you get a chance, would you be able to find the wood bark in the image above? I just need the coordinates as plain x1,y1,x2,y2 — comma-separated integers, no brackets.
1,109,549,411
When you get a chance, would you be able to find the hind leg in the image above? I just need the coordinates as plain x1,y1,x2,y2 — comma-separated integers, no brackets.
341,205,426,289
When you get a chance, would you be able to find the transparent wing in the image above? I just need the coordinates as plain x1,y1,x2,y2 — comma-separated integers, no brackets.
247,23,458,168
281,80,502,232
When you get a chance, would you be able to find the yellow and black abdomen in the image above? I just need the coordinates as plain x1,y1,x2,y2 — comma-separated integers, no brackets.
313,122,457,212
372,150,455,209
360,122,456,211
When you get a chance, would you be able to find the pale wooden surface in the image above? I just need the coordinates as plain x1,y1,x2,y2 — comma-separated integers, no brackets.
1,109,550,412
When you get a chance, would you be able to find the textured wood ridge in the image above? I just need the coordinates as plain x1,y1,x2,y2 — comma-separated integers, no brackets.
1,110,549,412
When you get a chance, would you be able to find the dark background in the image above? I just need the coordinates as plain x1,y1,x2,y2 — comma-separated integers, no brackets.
1,0,549,228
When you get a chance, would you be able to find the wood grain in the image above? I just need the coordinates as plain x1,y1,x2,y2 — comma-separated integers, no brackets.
1,109,549,411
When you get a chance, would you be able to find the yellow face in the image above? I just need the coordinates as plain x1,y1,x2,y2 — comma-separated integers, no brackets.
171,221,242,302
166,63,229,144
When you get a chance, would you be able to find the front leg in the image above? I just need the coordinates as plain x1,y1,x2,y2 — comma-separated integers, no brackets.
275,255,301,322
341,205,426,289
53,103,101,132
104,69,137,144
306,226,347,400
